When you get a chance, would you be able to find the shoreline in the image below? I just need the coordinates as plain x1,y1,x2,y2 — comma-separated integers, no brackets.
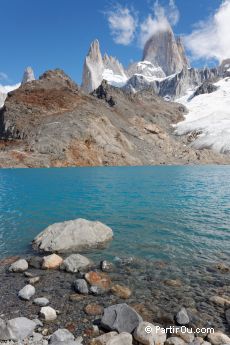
0,251,229,344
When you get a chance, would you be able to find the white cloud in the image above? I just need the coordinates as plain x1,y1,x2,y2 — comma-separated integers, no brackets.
139,0,180,47
0,72,9,81
106,5,137,46
184,0,230,63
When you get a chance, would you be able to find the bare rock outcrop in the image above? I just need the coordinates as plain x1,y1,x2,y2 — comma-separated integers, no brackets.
22,66,35,84
142,22,189,76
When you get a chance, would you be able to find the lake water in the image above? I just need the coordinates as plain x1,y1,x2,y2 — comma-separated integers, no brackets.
0,166,229,269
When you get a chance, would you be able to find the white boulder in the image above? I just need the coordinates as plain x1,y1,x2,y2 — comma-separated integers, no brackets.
33,218,113,253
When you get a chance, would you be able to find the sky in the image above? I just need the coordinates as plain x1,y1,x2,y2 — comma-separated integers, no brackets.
0,0,228,86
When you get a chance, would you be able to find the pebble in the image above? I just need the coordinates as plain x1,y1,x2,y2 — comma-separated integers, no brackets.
207,332,230,345
84,304,104,316
27,276,40,285
110,284,132,299
40,306,57,321
133,321,166,345
101,303,142,333
34,298,49,307
42,254,63,270
85,271,111,290
176,307,190,325
9,259,28,273
18,284,35,301
73,279,89,294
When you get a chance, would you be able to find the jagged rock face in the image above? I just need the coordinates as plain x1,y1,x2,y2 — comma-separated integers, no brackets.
82,40,104,93
142,24,189,76
22,67,35,84
125,66,220,100
103,54,126,77
82,40,127,92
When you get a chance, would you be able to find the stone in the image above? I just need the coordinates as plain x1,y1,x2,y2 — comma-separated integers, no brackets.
40,306,57,321
62,254,92,273
33,218,113,253
226,309,230,325
27,276,40,284
28,256,43,269
176,307,189,325
85,271,111,290
34,297,49,306
101,303,142,333
0,317,36,341
133,321,166,345
111,284,132,299
165,337,187,345
9,259,28,272
175,327,195,343
50,328,74,344
74,279,89,294
90,285,107,295
89,332,118,345
18,284,35,300
42,254,63,269
69,293,88,302
101,260,114,272
84,304,104,316
107,332,133,345
209,295,230,307
164,279,182,287
207,332,230,345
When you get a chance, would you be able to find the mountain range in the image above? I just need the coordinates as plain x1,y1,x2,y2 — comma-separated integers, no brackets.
0,21,230,167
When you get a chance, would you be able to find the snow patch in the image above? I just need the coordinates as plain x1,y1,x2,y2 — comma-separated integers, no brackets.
175,77,230,154
102,68,128,87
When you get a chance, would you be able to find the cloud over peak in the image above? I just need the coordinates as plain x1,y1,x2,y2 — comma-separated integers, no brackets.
106,1,179,47
106,5,138,46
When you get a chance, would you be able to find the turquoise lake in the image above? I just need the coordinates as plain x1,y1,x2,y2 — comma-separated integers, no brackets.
0,166,229,267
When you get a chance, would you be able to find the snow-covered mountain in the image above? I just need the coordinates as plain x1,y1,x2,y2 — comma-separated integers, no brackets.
0,67,35,108
80,29,230,156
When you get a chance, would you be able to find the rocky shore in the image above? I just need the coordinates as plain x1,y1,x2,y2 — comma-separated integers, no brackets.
0,219,229,344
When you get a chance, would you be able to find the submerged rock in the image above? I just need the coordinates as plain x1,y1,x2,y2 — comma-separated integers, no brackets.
176,307,190,325
101,303,142,333
33,218,113,253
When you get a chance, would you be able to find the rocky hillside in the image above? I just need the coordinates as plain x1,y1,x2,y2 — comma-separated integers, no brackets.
0,69,229,168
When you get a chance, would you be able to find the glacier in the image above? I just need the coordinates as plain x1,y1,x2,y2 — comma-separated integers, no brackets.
175,77,230,154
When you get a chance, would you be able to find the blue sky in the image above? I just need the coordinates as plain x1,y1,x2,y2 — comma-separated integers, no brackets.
0,0,225,85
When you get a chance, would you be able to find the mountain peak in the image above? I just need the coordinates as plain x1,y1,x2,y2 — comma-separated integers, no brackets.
142,25,189,76
22,66,35,84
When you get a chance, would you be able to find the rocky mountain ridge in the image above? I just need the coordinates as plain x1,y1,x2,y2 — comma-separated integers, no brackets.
1,69,228,168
